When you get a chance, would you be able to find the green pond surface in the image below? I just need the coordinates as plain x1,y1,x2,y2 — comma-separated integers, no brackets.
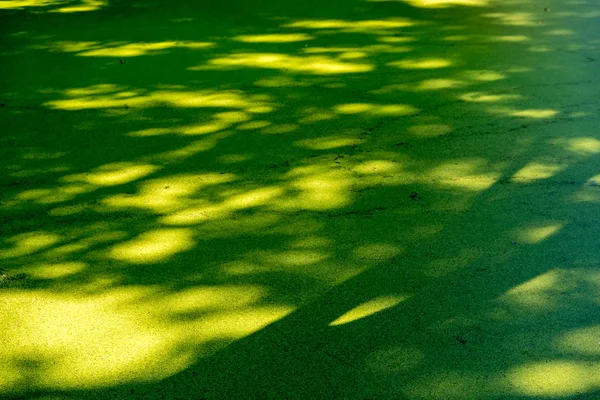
1,0,600,399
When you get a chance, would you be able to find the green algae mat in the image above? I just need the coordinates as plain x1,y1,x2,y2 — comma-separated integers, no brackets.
1,0,600,399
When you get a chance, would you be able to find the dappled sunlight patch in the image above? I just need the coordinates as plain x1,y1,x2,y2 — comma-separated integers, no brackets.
233,33,313,43
63,162,159,186
16,183,94,204
353,160,402,174
487,106,558,118
557,325,600,355
295,135,359,150
128,113,250,137
0,231,62,259
50,0,107,13
182,305,295,344
153,285,267,313
0,0,62,9
415,79,466,91
426,159,499,191
262,250,328,267
0,287,293,393
501,269,571,311
330,295,409,326
36,40,214,56
45,88,271,111
283,18,415,33
510,109,558,119
483,12,537,27
277,167,353,210
509,361,600,397
365,346,424,373
198,53,374,75
408,124,453,137
302,44,411,56
16,262,86,280
511,162,565,183
513,222,563,244
570,174,600,203
160,205,231,225
237,120,272,130
459,92,521,103
379,0,488,8
102,173,235,214
553,137,600,155
0,286,185,391
462,70,506,82
334,102,417,116
389,58,452,69
489,35,530,42
224,187,284,210
109,229,195,264
377,36,416,44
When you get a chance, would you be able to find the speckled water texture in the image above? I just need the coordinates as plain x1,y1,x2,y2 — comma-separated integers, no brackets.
1,0,599,399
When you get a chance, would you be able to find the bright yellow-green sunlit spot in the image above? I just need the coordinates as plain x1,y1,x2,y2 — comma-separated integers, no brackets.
16,184,94,204
198,53,373,75
417,79,466,90
371,0,487,8
0,0,60,8
483,12,538,27
459,92,521,102
511,162,564,182
509,361,600,397
334,103,417,116
17,262,86,280
50,0,107,13
45,88,271,111
490,35,530,42
427,159,499,191
511,109,558,118
389,58,452,69
102,173,236,214
0,231,62,259
502,269,567,311
557,325,600,355
37,40,214,56
463,70,506,81
353,160,401,175
276,167,353,211
261,250,327,267
514,223,563,244
283,18,415,32
63,162,159,186
0,287,293,392
296,136,359,150
109,228,195,263
330,295,409,326
234,33,313,43
555,137,600,155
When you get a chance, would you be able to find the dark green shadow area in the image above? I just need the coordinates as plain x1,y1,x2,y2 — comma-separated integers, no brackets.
1,0,600,399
